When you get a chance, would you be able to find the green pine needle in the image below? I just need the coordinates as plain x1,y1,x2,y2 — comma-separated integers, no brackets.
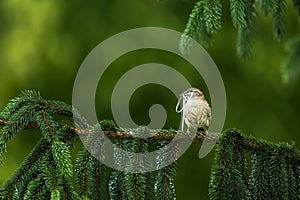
203,0,222,34
257,0,277,14
269,150,289,198
281,35,300,84
51,139,73,177
179,1,213,54
86,156,108,200
272,0,286,41
24,175,49,200
230,0,247,29
0,138,6,164
51,189,61,200
109,171,127,200
249,152,272,199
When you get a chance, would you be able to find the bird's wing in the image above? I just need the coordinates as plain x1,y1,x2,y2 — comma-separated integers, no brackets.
196,101,211,127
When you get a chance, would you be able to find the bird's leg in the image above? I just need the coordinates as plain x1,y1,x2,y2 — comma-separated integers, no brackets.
205,129,208,135
186,127,190,135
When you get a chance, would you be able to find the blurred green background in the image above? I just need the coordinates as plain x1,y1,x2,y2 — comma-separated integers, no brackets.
0,0,300,199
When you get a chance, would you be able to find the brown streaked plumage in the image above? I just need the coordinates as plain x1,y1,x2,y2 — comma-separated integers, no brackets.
181,88,211,134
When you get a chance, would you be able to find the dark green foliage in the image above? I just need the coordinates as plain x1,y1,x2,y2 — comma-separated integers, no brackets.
209,129,300,200
123,139,148,200
179,1,212,54
23,174,50,200
86,157,108,200
124,172,146,200
0,138,50,199
0,138,6,165
109,171,126,200
109,128,157,200
51,139,73,177
257,0,277,15
180,0,259,58
209,130,250,199
154,163,177,200
294,0,300,14
249,152,272,199
0,90,43,121
286,157,299,200
0,91,77,199
272,0,286,41
281,35,300,84
230,0,248,29
181,0,299,81
144,172,155,200
51,189,61,200
1,91,300,199
109,138,127,200
179,0,221,53
75,149,91,198
269,150,289,199
236,0,255,59
61,176,80,200
154,141,178,200
237,25,254,59
203,0,222,34
75,148,108,200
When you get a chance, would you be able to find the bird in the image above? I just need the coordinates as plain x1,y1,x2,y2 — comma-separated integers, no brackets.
179,88,211,134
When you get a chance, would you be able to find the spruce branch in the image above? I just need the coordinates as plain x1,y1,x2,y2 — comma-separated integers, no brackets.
86,156,108,200
280,35,300,84
257,0,277,15
230,0,247,29
75,149,91,198
294,0,300,15
154,141,178,200
236,0,255,59
23,174,49,200
109,171,126,200
250,152,272,199
203,0,222,34
209,129,300,200
272,0,286,41
208,130,250,199
51,189,61,200
179,1,213,54
0,90,43,121
2,117,300,162
286,158,299,199
180,0,300,81
51,139,73,177
60,176,79,200
1,91,300,199
269,149,289,199
0,138,50,199
123,138,148,200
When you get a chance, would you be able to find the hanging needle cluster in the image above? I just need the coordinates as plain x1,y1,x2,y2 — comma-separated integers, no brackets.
180,0,300,83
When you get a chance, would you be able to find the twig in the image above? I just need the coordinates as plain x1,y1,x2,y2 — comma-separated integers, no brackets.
0,119,215,142
1,119,300,163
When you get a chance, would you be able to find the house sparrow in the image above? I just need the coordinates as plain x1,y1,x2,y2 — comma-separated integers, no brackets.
180,88,211,134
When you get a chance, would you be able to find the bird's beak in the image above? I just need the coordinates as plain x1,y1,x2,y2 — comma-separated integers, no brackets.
181,90,190,97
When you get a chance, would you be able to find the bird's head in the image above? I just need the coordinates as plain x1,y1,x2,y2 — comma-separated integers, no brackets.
181,87,205,100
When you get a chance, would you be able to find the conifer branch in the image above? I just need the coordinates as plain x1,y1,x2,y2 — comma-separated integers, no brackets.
75,149,91,198
209,129,300,199
180,0,300,83
1,118,300,163
1,91,300,199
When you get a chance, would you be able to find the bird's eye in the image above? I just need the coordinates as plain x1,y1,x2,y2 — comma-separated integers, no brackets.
195,92,203,96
